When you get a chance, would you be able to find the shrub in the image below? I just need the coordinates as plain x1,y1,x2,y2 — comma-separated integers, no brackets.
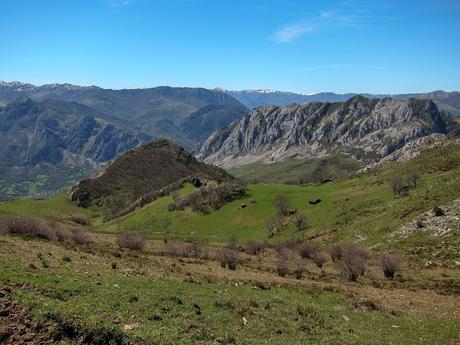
311,251,327,268
433,206,445,216
329,244,343,262
246,240,267,255
406,170,420,188
0,215,56,241
380,253,402,279
163,241,193,257
266,216,284,238
340,245,368,281
217,248,238,270
297,242,320,260
293,255,306,279
294,213,308,233
274,195,290,216
276,250,289,277
56,229,72,242
389,175,404,197
71,229,92,245
116,233,145,250
187,234,206,259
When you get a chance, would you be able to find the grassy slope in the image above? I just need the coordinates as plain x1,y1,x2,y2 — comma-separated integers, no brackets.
1,144,459,261
229,154,365,184
1,235,459,345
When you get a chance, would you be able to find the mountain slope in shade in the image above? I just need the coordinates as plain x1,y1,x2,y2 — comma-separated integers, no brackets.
0,97,150,198
198,96,459,168
69,139,233,208
0,82,248,146
228,89,460,116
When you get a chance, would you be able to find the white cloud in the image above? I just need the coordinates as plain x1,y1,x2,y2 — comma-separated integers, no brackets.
269,7,377,43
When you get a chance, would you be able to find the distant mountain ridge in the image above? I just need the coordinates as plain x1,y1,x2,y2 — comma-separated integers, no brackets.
227,89,460,116
0,97,150,197
0,81,248,147
198,96,460,168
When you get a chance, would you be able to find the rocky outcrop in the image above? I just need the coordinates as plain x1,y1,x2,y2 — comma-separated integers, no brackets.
197,96,458,168
69,139,234,209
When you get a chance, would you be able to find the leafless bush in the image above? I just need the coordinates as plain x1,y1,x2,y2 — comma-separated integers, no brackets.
406,170,420,188
340,245,368,281
276,250,289,277
187,233,206,258
294,213,308,233
71,229,92,245
163,241,193,257
56,229,72,242
389,175,404,197
293,255,306,279
0,215,57,241
217,248,238,270
246,240,267,255
297,242,320,260
311,251,327,268
329,244,343,262
274,194,290,216
266,215,284,238
116,233,145,250
380,252,403,279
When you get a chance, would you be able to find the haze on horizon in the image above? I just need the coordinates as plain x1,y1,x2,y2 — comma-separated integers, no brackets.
1,0,459,94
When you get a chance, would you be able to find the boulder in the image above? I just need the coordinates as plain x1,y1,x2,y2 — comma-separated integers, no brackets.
309,197,321,205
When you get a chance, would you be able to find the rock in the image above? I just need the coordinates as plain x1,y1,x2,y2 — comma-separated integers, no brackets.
240,203,248,209
342,315,350,322
123,323,139,331
198,97,457,168
285,208,297,215
309,197,321,205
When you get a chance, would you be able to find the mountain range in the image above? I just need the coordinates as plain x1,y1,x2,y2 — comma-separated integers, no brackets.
0,81,248,147
198,96,460,168
227,89,460,116
1,80,460,198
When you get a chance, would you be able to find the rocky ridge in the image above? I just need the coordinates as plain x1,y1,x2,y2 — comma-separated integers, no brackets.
198,96,458,168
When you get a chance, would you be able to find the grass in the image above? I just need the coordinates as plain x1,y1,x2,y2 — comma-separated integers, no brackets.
1,235,459,344
229,154,365,184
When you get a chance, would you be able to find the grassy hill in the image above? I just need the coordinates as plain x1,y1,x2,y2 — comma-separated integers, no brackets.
1,143,459,344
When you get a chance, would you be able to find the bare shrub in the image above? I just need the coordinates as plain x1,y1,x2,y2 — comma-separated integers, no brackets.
297,242,320,260
274,195,290,216
71,229,92,245
217,248,238,270
294,213,308,235
56,229,72,242
266,215,284,238
311,251,327,268
163,241,193,257
389,175,404,197
275,250,289,277
0,215,56,241
380,252,402,279
293,255,306,279
246,240,267,255
340,245,368,281
187,233,206,258
406,170,420,188
329,244,343,262
116,233,145,250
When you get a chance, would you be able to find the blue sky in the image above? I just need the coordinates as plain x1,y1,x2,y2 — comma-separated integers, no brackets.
1,0,459,94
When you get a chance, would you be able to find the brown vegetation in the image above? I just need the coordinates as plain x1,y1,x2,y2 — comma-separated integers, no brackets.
116,233,146,250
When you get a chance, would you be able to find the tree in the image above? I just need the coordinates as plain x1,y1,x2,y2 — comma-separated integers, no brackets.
389,175,404,196
266,215,284,238
274,194,290,216
294,213,308,239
